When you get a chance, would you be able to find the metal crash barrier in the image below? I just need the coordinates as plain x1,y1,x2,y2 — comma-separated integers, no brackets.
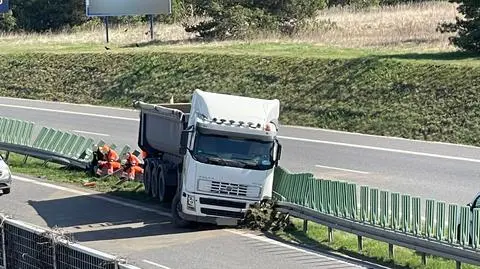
0,214,142,269
272,166,480,268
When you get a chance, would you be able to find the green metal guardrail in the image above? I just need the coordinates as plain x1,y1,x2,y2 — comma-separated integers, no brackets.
0,116,133,170
272,166,480,268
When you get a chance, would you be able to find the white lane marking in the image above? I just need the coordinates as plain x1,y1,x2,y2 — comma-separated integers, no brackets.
0,103,139,122
73,130,110,137
315,165,369,175
226,229,364,268
279,135,480,164
142,260,172,269
13,175,172,218
4,101,480,164
0,96,138,112
281,125,480,150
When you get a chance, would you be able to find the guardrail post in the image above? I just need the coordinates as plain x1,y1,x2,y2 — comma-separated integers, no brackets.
52,236,57,269
421,253,427,266
328,227,333,242
1,221,6,269
303,219,308,233
456,261,461,269
357,235,363,252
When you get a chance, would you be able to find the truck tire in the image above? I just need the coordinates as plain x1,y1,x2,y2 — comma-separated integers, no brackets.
157,164,166,202
171,192,192,228
151,161,159,198
2,188,10,194
143,160,152,196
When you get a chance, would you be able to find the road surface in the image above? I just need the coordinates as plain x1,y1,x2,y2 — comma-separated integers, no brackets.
0,174,369,269
0,97,479,205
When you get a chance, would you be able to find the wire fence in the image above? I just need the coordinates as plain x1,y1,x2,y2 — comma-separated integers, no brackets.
0,214,142,269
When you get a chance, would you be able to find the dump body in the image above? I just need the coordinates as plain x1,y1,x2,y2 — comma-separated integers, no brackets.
134,101,191,164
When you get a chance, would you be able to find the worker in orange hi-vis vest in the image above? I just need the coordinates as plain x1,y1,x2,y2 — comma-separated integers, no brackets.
121,152,144,180
96,145,121,176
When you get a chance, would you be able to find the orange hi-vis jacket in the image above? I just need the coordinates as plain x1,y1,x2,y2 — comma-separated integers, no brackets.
106,149,119,162
126,153,141,166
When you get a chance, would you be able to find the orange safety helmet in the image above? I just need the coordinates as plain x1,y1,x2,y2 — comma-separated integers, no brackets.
99,145,110,154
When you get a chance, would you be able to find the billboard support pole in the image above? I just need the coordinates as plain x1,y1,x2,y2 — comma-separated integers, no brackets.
104,16,110,43
149,15,154,40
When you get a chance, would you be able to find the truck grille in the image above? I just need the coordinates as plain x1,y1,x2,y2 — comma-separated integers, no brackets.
198,179,261,198
201,208,245,219
210,181,248,196
199,198,246,209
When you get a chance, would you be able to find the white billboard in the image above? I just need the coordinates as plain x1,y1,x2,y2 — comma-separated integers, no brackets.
86,0,171,16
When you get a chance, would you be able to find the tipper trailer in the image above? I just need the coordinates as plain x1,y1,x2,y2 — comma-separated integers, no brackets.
133,89,282,227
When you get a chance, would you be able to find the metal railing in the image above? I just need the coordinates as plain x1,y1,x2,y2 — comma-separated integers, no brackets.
0,116,134,170
0,214,142,269
272,166,480,268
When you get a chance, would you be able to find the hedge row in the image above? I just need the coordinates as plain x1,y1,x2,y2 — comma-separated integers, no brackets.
1,52,480,146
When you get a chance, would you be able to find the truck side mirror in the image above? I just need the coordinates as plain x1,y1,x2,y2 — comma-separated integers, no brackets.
180,130,189,155
275,143,282,165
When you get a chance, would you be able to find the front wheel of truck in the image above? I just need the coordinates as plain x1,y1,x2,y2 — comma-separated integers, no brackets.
171,193,192,228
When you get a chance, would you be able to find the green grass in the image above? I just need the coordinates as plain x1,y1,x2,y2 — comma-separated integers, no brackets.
3,152,159,203
0,41,479,65
273,218,480,269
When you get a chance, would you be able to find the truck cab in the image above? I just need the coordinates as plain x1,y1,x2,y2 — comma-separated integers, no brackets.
134,89,282,227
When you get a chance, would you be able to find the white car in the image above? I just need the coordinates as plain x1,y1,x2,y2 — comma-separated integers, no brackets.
0,156,11,195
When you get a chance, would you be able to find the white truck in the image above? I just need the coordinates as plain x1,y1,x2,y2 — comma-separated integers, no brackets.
133,89,282,227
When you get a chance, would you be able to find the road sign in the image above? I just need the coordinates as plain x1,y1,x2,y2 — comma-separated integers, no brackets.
85,0,171,16
0,0,9,13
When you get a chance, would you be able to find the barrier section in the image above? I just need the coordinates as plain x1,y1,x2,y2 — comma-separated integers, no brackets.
0,215,141,269
272,166,480,266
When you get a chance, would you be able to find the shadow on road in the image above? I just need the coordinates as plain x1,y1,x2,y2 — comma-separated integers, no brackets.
27,194,221,243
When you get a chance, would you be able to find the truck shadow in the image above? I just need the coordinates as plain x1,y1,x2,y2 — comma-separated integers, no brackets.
26,194,222,243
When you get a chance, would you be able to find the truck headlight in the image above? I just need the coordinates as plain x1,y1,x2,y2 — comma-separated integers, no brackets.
186,195,195,210
0,169,11,181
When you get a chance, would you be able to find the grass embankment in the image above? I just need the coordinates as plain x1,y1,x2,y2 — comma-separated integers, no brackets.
275,218,480,269
1,48,480,145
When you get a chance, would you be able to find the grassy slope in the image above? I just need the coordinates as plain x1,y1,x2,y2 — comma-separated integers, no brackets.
1,43,480,146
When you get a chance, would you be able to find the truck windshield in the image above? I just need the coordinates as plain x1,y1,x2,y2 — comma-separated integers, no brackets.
192,133,274,170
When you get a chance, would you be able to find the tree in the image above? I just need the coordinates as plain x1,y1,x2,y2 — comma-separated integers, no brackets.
0,11,17,32
12,0,87,32
437,0,480,53
184,0,326,40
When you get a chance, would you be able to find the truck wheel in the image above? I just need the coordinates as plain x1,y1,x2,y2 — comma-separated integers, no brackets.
171,193,192,228
143,160,152,196
3,188,10,194
160,166,177,203
151,161,159,198
157,164,166,202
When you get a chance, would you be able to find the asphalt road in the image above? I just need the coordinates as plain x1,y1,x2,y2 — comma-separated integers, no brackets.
0,97,479,205
0,174,368,269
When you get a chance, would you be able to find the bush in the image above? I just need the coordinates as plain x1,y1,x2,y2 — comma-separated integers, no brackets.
0,11,17,32
437,0,480,53
12,0,87,32
184,0,326,40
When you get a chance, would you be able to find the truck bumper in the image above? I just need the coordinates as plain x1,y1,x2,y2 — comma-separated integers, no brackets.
179,191,258,226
